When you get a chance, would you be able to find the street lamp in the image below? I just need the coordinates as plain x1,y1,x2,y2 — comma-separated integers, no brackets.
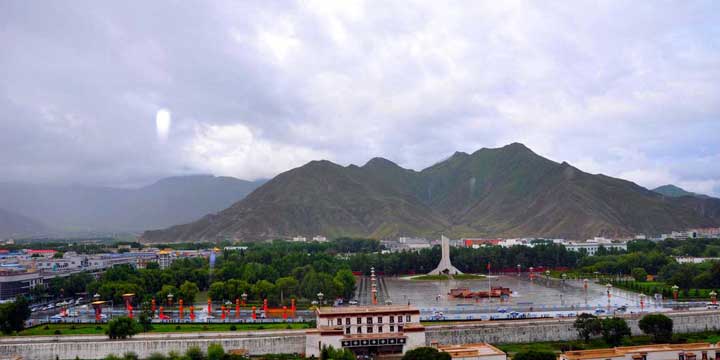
710,290,717,305
639,293,646,312
317,292,324,305
241,292,248,306
561,273,567,286
606,283,613,310
672,285,679,301
583,279,588,291
517,264,521,276
167,293,174,307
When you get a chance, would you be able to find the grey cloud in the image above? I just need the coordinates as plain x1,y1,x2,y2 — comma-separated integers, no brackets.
1,1,719,196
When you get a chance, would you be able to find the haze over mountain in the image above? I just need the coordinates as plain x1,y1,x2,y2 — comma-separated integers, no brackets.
142,144,720,243
0,208,51,239
0,175,264,236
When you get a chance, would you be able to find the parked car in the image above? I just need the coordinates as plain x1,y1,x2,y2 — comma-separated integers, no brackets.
706,303,719,310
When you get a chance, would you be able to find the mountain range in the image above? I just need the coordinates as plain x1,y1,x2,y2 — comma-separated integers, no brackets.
141,143,720,242
0,175,264,238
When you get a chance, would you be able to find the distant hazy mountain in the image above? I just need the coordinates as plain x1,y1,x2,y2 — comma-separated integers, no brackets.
0,175,264,234
0,208,50,239
142,143,720,242
653,184,712,199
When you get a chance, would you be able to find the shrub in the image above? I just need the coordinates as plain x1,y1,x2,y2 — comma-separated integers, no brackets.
601,317,631,346
43,325,49,330
175,325,181,330
573,314,602,342
229,325,237,331
402,347,451,360
639,314,673,343
513,350,557,360
54,329,61,335
146,353,168,360
122,352,139,360
185,346,204,360
207,343,225,360
106,316,140,340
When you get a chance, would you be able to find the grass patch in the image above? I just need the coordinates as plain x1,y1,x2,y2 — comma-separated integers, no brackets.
16,322,310,336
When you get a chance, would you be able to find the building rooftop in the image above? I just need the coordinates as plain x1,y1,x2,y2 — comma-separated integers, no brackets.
316,305,420,316
437,343,506,358
562,343,717,360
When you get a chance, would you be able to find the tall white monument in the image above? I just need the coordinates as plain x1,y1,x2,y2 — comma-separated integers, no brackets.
429,235,462,275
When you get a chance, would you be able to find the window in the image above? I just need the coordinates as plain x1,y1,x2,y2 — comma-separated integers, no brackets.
345,327,350,334
390,325,395,332
337,318,342,325
345,318,350,325
406,315,411,322
367,317,373,324
377,316,383,323
357,326,362,334
390,316,395,323
367,326,373,333
357,317,362,324
398,316,403,323
398,325,404,332
378,326,383,332
679,353,685,360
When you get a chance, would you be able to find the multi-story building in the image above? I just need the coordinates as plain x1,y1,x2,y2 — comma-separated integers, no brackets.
563,237,627,255
306,305,425,358
435,343,507,360
559,343,718,360
0,266,42,299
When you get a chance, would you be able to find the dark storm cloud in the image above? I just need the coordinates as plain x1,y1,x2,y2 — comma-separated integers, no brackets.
1,1,719,195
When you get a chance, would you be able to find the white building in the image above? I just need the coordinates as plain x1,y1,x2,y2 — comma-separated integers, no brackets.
563,238,628,255
312,235,328,242
306,305,425,358
292,236,307,242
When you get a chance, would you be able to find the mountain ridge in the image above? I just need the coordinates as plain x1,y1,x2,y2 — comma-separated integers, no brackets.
141,144,720,242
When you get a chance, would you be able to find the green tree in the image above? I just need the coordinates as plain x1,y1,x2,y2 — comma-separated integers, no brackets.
638,314,673,343
0,296,31,334
106,316,140,339
207,343,225,360
179,281,200,304
185,346,204,360
601,317,631,346
402,347,451,360
631,267,648,282
275,277,299,304
334,269,356,300
573,313,602,342
253,280,276,301
513,350,557,360
209,281,226,301
320,345,357,360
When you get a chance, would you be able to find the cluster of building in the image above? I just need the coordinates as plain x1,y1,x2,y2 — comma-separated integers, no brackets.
306,304,719,360
291,235,329,242
382,236,629,256
0,247,212,300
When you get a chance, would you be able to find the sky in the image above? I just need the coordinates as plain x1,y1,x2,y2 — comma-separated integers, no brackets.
1,1,719,196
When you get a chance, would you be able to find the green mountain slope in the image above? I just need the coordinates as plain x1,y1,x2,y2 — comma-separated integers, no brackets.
142,144,720,242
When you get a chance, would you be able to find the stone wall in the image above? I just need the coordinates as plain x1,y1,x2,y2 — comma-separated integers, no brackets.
1,311,718,359
426,310,720,345
0,330,305,360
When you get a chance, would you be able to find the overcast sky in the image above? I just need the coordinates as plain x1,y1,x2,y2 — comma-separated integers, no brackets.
1,1,719,196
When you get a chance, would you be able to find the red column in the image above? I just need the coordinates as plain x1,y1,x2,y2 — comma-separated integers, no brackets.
251,306,257,320
189,306,195,321
221,305,226,320
282,306,288,320
128,304,133,319
236,298,240,319
291,298,296,313
207,298,212,315
151,298,156,315
179,299,184,320
263,299,268,313
159,306,165,320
